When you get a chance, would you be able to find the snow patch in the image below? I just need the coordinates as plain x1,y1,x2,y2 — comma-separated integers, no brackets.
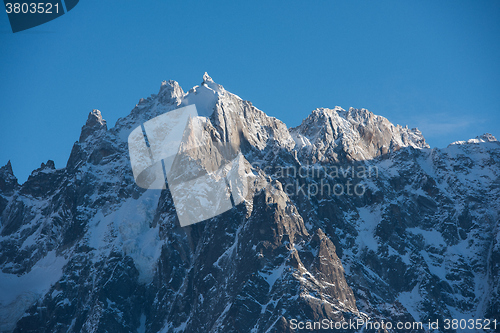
85,189,163,283
0,251,68,332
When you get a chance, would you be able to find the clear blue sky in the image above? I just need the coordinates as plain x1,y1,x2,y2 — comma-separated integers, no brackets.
1,1,499,182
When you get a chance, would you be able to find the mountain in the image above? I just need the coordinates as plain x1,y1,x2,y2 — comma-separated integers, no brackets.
0,73,499,333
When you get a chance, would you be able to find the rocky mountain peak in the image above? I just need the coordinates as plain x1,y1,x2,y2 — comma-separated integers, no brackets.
39,160,55,170
199,73,225,96
291,106,428,163
0,160,18,195
79,109,107,142
477,133,497,142
158,80,184,105
450,133,499,146
202,72,214,83
22,159,55,182
0,160,14,176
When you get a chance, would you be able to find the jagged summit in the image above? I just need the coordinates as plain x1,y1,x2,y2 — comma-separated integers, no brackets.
479,133,498,141
39,160,55,170
158,80,184,105
202,72,214,83
449,133,499,146
0,160,18,194
113,74,430,164
0,160,14,175
79,109,107,142
291,106,429,162
89,109,106,126
196,72,226,99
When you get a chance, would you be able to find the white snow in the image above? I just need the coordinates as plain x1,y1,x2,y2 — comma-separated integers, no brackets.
85,189,163,283
138,314,146,333
180,82,222,118
407,228,446,247
355,207,381,252
0,251,68,332
259,262,287,292
397,284,422,322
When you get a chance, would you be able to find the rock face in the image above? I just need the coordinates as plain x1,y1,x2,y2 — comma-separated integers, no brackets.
0,74,499,333
79,109,107,143
291,107,428,163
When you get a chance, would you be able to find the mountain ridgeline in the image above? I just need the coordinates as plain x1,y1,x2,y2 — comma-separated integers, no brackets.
1,74,499,333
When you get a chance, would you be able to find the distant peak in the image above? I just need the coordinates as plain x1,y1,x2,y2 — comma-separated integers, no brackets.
203,72,214,83
88,109,105,126
450,133,498,146
158,80,184,104
160,80,176,89
198,72,226,97
0,159,18,192
79,109,107,142
292,105,429,161
40,160,55,170
477,133,497,142
1,160,14,175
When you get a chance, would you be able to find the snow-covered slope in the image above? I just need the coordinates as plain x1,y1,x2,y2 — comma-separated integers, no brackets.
0,74,498,333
